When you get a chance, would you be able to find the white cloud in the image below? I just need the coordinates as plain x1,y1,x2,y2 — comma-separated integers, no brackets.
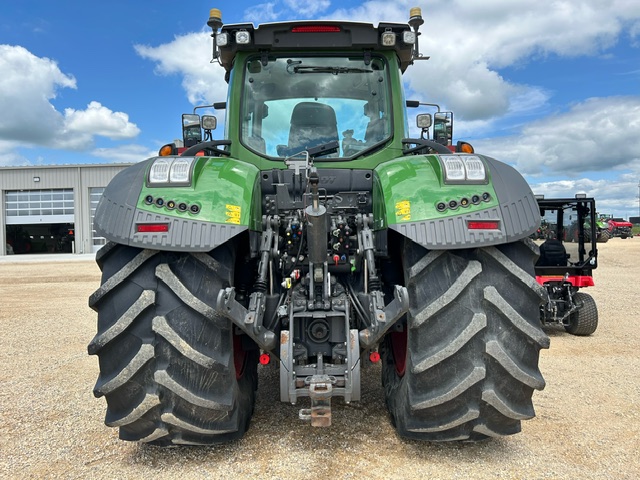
242,0,331,20
474,96,640,176
244,3,281,23
329,0,640,120
284,0,330,17
63,101,139,139
0,44,75,145
0,45,140,151
0,149,31,167
529,177,640,219
135,1,640,123
468,96,640,219
135,33,228,105
91,144,159,163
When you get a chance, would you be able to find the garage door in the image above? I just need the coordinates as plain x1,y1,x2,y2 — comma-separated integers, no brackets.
5,189,74,225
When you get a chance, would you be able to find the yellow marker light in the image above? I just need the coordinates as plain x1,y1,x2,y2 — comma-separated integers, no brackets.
410,7,422,18
458,141,475,154
207,8,223,31
159,144,174,156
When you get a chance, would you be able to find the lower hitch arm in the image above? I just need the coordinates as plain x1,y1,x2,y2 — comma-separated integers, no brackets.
358,285,409,348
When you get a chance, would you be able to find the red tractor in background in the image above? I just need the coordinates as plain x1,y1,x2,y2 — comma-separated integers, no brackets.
599,214,633,239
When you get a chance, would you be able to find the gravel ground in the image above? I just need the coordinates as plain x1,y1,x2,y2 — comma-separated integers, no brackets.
1,239,639,479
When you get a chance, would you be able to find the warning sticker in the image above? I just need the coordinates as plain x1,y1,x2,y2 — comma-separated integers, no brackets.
395,200,411,221
225,204,241,224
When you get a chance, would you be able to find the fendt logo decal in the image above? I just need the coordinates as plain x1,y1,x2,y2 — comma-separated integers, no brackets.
226,204,241,224
319,176,337,184
395,200,411,221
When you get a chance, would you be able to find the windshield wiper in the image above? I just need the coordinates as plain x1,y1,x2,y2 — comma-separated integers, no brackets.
293,65,373,74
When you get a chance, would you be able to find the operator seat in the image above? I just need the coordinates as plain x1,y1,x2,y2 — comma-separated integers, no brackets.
278,102,339,156
537,238,569,267
363,101,386,144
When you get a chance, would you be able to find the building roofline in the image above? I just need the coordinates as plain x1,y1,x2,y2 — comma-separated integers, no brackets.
0,163,136,171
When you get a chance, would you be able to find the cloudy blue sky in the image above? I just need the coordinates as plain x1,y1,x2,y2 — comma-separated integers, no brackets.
1,1,639,218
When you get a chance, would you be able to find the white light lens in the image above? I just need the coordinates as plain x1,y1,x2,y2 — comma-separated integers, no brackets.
149,158,171,184
169,158,194,184
462,156,486,181
402,31,416,44
216,32,229,47
416,114,431,129
235,31,250,44
381,32,396,46
442,155,465,181
201,115,217,130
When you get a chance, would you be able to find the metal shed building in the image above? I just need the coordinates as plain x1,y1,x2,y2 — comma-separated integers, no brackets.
0,164,132,256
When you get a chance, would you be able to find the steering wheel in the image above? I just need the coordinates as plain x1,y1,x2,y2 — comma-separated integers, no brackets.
180,140,231,157
402,138,452,155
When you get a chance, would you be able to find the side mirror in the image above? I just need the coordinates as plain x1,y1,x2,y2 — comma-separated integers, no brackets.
434,111,453,146
182,114,202,147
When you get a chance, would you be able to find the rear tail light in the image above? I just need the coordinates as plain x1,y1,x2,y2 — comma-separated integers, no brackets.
467,221,500,230
291,25,341,33
136,224,169,233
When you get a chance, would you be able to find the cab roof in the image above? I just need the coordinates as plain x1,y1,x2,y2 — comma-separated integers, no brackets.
217,20,415,73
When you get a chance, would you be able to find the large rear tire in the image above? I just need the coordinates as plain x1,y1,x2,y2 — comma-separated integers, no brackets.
597,229,610,243
382,239,549,441
88,242,257,445
565,292,598,336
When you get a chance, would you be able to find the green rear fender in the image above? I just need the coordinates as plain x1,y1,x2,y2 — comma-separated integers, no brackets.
93,156,260,251
374,154,540,249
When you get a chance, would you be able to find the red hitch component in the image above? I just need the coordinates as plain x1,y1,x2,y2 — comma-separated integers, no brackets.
369,351,381,363
259,353,271,365
536,275,595,288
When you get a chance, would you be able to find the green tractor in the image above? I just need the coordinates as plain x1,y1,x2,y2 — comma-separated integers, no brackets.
566,216,609,244
88,7,548,445
593,217,611,243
